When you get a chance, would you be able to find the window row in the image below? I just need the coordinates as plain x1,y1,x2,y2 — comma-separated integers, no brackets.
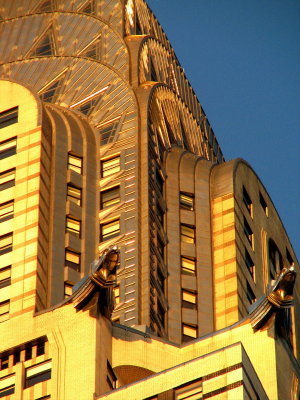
0,360,51,398
67,184,121,210
0,338,47,371
67,153,121,178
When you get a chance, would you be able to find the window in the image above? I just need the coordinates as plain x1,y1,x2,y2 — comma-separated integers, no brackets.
259,191,268,216
0,106,18,129
0,201,14,223
157,301,165,328
40,80,60,102
100,186,120,209
78,98,99,116
68,153,82,174
157,269,165,293
182,323,197,342
113,285,120,305
0,374,15,398
33,32,54,56
101,156,120,178
175,380,203,400
243,186,252,216
0,356,8,370
156,171,164,193
156,202,164,225
99,118,120,145
67,185,81,206
157,236,165,259
181,224,195,244
36,342,45,357
0,233,13,256
13,351,20,365
107,361,117,390
64,282,73,298
0,168,15,191
0,137,17,160
243,218,253,247
0,300,9,321
25,360,52,388
0,266,11,289
156,134,164,162
65,249,80,271
182,289,197,309
269,239,282,280
1,338,47,367
246,281,256,305
66,216,81,237
35,396,51,400
181,256,196,275
245,249,255,281
25,346,32,361
100,219,120,241
180,192,194,210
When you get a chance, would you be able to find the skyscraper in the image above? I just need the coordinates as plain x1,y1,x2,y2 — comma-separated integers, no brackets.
0,1,298,399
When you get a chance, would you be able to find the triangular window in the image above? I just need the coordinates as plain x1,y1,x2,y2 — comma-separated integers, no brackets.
70,86,109,116
80,35,102,60
79,0,95,14
39,69,67,102
30,30,55,57
36,0,52,12
98,117,120,145
78,98,98,115
40,81,59,102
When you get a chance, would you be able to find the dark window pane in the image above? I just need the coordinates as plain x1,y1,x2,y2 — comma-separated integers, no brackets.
0,107,18,128
0,233,13,256
0,356,9,370
100,187,120,209
243,218,253,246
246,281,256,305
25,347,32,361
26,370,51,388
243,186,252,216
0,385,15,398
259,191,268,215
245,249,255,280
13,351,20,365
36,342,45,356
0,169,15,191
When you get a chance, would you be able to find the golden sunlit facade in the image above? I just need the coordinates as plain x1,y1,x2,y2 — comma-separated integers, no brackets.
0,1,299,399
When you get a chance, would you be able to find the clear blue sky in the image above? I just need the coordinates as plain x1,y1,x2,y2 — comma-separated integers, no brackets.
147,0,300,259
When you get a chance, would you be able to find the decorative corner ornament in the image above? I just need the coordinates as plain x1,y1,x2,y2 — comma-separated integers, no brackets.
248,265,296,337
68,246,120,318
